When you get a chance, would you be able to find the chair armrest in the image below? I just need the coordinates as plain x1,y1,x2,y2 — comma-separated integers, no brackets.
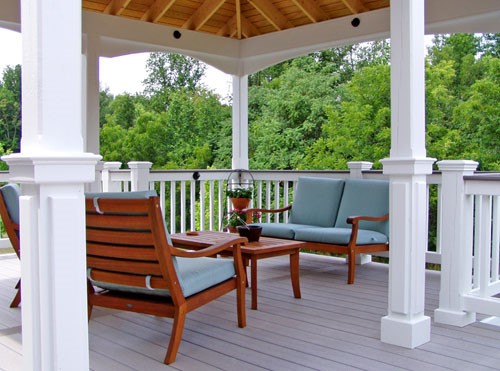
170,236,247,258
346,214,389,225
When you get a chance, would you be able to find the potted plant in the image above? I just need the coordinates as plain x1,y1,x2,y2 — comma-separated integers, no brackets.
226,208,261,233
226,186,253,209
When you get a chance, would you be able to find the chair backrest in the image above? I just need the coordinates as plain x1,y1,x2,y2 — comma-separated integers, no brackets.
0,183,20,256
288,177,345,227
334,179,389,235
85,195,184,302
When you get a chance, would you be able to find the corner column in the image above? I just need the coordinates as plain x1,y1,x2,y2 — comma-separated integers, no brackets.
434,160,478,326
3,1,101,369
380,0,435,348
232,75,249,169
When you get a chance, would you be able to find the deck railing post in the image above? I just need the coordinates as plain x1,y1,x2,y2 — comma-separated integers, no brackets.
128,161,152,191
434,160,478,326
102,162,122,192
347,161,373,179
348,162,375,264
86,160,104,192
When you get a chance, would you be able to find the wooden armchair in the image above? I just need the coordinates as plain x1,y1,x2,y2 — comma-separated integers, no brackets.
85,195,247,364
0,184,21,308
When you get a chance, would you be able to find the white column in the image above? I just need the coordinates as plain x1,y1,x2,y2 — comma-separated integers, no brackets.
434,160,478,326
83,33,100,154
2,1,100,369
128,161,152,191
232,75,249,169
380,0,435,348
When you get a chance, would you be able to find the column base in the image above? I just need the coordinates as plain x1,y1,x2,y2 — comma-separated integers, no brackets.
434,308,475,327
381,314,430,348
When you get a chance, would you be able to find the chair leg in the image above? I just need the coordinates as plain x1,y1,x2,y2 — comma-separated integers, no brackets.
10,280,21,308
164,305,187,365
347,250,356,284
87,281,95,320
236,276,246,328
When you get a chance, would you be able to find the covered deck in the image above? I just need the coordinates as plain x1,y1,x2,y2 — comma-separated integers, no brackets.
2,252,499,370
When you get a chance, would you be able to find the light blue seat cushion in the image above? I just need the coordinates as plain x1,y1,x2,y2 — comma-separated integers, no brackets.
294,227,388,245
90,257,235,298
0,183,20,224
252,222,312,240
176,257,235,297
334,179,389,237
288,177,345,227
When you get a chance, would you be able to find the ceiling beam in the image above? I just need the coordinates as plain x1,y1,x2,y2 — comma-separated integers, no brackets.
236,0,242,39
183,0,226,30
341,0,369,14
104,0,132,16
291,0,327,23
141,0,176,23
217,13,260,39
248,0,294,31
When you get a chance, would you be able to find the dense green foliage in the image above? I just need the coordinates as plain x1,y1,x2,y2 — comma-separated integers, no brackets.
0,34,498,171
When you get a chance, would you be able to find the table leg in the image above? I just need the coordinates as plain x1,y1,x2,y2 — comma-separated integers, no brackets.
290,250,301,299
251,256,258,310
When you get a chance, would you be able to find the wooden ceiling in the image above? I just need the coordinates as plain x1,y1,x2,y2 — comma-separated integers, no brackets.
82,0,390,39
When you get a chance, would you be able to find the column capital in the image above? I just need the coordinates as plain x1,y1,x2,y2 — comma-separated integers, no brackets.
2,153,101,184
127,161,152,170
437,160,478,172
347,161,373,170
381,157,435,175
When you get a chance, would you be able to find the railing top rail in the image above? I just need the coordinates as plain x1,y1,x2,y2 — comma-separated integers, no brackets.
464,173,500,181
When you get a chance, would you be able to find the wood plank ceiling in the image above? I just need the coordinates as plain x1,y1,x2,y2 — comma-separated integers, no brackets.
82,0,390,39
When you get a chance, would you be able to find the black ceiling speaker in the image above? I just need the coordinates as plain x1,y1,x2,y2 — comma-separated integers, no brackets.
173,30,182,39
351,18,361,27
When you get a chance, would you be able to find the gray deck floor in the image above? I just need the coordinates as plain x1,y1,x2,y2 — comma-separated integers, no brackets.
1,252,500,371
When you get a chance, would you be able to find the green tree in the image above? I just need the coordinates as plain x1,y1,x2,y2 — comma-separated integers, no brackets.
304,64,391,169
248,66,336,169
0,65,21,152
143,53,206,112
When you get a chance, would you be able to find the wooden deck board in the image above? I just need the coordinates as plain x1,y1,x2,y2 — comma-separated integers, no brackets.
1,252,500,370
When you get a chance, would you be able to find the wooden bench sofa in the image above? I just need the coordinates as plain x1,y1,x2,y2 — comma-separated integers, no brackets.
247,177,389,284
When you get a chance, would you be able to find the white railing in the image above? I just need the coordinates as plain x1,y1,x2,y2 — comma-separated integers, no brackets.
4,160,500,326
463,175,500,317
435,160,500,326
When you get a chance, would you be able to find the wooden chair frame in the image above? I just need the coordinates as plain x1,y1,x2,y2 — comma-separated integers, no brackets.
0,188,21,308
86,196,247,364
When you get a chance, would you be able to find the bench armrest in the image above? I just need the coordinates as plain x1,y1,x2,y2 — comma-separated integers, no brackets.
346,214,389,225
346,214,389,246
244,205,292,223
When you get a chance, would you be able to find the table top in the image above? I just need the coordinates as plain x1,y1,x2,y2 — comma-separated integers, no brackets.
171,230,307,255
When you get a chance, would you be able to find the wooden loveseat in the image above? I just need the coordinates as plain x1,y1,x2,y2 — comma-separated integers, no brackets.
247,177,389,284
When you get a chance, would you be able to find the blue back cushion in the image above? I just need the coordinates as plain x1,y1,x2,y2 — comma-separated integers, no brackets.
334,179,389,236
288,177,345,227
0,184,20,224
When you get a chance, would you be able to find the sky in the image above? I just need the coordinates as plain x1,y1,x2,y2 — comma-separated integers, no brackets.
0,28,233,98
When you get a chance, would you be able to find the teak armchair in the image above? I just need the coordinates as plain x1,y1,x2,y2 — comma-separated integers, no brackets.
0,184,21,308
85,194,247,364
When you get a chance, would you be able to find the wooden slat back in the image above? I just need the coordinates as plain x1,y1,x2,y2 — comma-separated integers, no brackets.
85,197,179,296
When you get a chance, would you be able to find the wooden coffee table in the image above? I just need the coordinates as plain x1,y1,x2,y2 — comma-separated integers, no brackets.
171,230,305,310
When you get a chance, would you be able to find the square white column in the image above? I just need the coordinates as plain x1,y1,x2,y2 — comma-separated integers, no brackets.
380,0,434,348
